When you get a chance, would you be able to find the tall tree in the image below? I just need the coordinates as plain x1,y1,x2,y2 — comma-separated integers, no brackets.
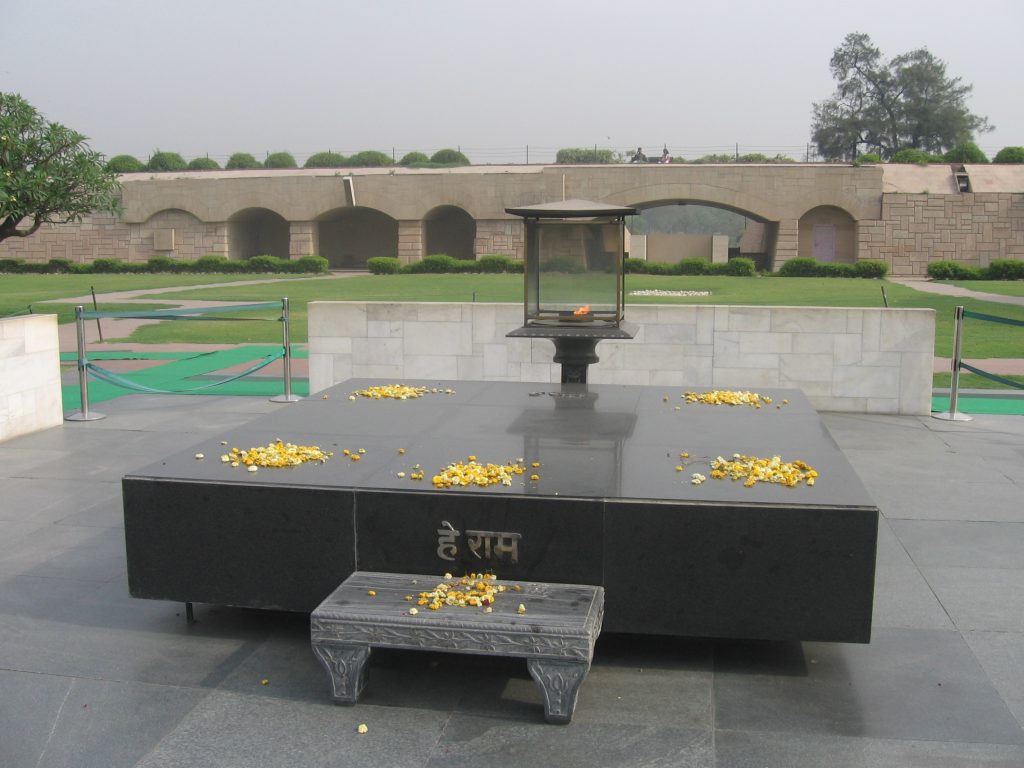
811,33,992,161
0,93,120,244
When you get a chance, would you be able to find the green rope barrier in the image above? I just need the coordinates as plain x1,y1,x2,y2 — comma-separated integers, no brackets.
79,301,282,320
84,350,284,394
958,363,1024,390
961,309,1024,328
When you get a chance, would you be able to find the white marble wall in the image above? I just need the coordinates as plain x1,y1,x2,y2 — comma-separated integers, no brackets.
0,314,63,442
308,302,935,414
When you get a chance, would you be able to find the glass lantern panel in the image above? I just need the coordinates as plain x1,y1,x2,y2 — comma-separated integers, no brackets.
527,221,620,321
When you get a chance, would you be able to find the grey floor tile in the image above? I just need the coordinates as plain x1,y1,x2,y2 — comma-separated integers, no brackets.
964,630,1024,729
714,628,1023,744
0,668,74,768
134,690,450,768
716,729,1024,768
0,477,120,523
924,567,1024,632
872,565,954,630
891,520,1024,568
874,518,913,567
11,674,207,768
867,480,1024,522
429,714,713,768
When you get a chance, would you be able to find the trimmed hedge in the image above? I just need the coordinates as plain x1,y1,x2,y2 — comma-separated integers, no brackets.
927,259,1024,280
778,258,888,278
0,255,329,275
624,256,757,276
366,254,523,275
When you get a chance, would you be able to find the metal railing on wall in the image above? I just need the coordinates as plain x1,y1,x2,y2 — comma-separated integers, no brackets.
933,305,1024,422
65,297,300,421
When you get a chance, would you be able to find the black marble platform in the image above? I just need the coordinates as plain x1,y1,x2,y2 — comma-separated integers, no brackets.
122,378,878,642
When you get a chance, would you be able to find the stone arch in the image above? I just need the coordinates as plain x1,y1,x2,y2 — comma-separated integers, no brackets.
317,207,398,269
628,199,774,269
228,208,290,260
424,205,476,260
798,205,856,263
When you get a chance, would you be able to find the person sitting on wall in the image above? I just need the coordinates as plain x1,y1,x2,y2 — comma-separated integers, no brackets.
659,147,672,164
630,147,647,163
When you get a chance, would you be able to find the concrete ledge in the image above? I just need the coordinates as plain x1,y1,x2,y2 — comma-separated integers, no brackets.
0,314,63,443
308,302,935,415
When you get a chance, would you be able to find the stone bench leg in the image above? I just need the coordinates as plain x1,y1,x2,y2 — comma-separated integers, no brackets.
312,644,370,704
527,658,591,724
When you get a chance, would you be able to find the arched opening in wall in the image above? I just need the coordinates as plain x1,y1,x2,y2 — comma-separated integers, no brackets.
627,201,769,270
143,208,208,261
424,205,476,260
228,208,290,261
798,206,856,263
317,207,399,269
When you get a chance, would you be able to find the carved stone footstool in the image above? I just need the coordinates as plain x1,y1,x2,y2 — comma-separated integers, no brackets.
311,571,605,724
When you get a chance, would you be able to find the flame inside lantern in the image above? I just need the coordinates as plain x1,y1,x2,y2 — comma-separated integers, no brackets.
573,305,591,317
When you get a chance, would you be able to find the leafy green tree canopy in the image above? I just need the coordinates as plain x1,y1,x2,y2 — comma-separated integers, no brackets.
993,147,1024,164
430,148,470,165
146,151,187,172
187,156,220,170
0,92,121,243
225,152,262,170
304,151,348,168
105,154,145,173
812,33,992,161
264,151,297,169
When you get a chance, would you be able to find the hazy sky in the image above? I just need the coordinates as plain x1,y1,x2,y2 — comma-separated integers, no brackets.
3,0,1021,164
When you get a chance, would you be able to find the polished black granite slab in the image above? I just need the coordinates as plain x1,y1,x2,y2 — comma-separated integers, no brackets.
123,379,878,641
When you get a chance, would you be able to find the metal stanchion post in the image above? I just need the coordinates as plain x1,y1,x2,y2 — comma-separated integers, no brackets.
933,304,972,422
65,305,105,421
270,297,301,403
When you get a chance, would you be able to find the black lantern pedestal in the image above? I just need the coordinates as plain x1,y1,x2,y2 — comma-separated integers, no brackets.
507,321,636,383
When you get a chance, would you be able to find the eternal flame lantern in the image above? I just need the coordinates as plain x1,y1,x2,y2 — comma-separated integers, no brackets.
505,199,638,383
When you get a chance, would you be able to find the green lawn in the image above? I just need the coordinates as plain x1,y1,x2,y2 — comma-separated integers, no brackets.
0,273,312,319
4,273,1024,359
147,274,1024,358
946,280,1024,298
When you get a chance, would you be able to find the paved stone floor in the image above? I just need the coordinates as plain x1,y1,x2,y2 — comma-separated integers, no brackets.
1,395,1023,767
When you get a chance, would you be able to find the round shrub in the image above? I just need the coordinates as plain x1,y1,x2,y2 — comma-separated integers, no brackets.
367,257,401,274
647,261,681,276
944,142,988,164
226,152,262,170
778,257,820,277
146,256,179,272
477,254,513,273
304,152,348,168
890,148,933,165
398,151,429,166
993,147,1024,164
193,254,230,272
188,156,221,170
347,150,392,167
555,148,618,164
985,260,1024,280
46,258,73,273
429,148,470,166
724,257,756,276
105,154,145,173
678,258,708,275
92,257,126,273
147,152,188,172
852,260,889,278
407,254,459,273
264,152,297,169
623,257,648,274
245,254,282,272
293,255,329,273
926,260,982,280
855,153,881,164
818,262,855,277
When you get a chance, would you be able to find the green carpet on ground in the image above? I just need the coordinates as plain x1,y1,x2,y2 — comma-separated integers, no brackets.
932,395,1024,416
61,346,309,410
